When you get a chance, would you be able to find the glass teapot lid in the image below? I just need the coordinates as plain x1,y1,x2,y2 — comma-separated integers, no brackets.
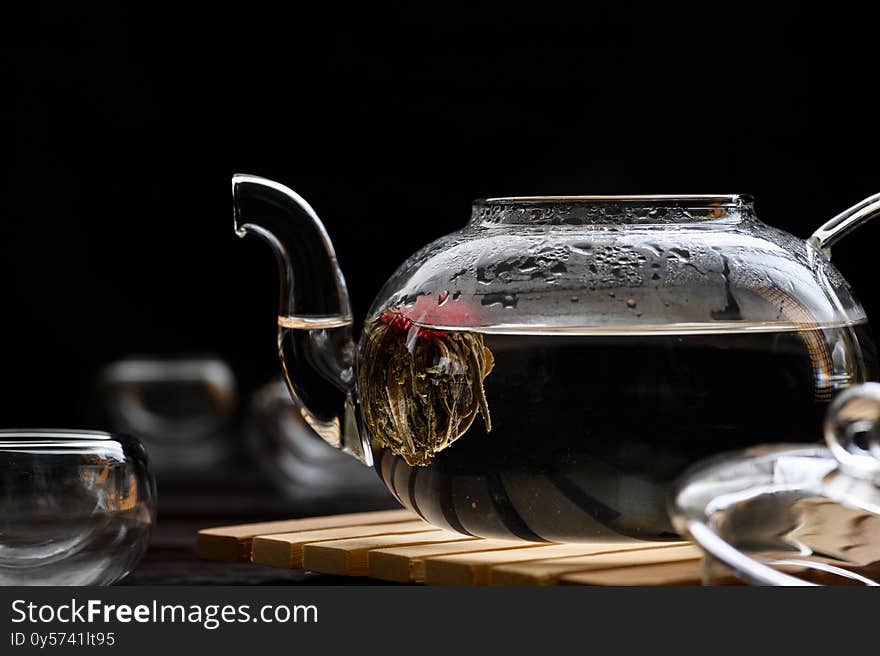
671,382,880,585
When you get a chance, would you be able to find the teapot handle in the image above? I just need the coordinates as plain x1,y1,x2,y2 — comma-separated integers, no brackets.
808,192,880,256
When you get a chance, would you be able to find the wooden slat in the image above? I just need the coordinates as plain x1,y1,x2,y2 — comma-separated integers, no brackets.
369,539,534,583
196,508,417,561
251,520,433,568
489,544,702,586
303,530,476,576
559,559,705,586
198,512,704,586
423,541,683,586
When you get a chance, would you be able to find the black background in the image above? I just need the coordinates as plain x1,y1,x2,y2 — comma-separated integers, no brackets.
3,3,879,427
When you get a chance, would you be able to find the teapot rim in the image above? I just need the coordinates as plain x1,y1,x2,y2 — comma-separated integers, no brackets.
474,194,753,207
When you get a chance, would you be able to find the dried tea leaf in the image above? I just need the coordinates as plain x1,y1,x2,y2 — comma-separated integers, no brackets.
359,312,494,466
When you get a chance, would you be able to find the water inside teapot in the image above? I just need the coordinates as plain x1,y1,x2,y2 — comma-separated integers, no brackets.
361,317,876,542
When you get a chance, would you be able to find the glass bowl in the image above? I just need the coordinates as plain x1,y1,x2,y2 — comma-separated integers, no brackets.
0,429,157,585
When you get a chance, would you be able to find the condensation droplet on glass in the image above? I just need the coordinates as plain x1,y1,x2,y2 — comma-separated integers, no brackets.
570,242,593,256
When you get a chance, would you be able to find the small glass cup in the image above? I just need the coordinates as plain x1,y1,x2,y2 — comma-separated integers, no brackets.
98,357,236,479
0,429,156,585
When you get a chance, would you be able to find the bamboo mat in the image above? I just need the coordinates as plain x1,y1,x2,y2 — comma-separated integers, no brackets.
197,509,705,585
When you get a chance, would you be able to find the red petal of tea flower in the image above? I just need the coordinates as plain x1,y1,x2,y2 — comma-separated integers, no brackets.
380,310,443,340
381,294,483,339
379,311,412,333
399,294,484,328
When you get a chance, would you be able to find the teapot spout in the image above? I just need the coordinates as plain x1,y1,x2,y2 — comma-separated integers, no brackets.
232,174,352,319
231,174,371,465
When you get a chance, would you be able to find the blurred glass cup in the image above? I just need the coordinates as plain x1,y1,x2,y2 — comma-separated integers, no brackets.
671,382,880,586
246,381,391,503
98,358,236,480
0,429,156,585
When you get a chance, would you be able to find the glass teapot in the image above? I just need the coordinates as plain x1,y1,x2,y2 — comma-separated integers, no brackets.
232,174,880,542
